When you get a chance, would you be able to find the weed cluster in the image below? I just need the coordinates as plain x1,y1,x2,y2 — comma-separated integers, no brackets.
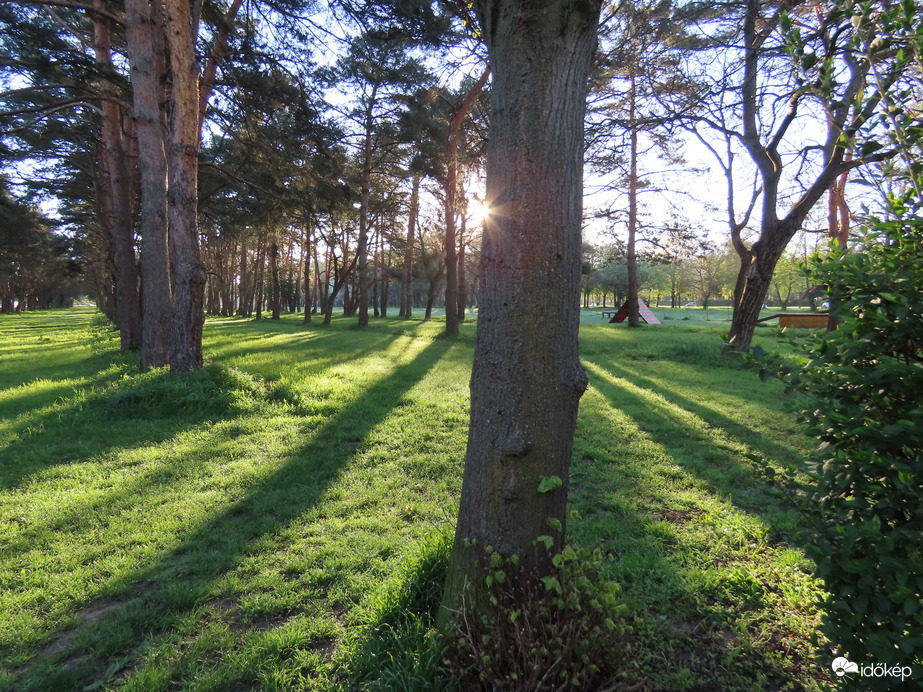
448,544,633,691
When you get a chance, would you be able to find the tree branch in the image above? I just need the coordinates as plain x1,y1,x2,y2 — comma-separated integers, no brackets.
13,0,122,25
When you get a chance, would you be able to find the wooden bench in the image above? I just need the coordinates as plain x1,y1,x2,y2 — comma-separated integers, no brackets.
601,311,616,319
757,313,830,328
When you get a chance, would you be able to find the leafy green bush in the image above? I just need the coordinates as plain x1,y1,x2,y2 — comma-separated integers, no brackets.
796,186,923,681
448,543,633,690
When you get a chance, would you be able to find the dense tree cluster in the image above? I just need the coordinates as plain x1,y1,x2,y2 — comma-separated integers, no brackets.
0,0,487,364
0,176,84,311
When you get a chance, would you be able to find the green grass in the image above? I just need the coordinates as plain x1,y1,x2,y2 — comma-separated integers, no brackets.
0,308,831,690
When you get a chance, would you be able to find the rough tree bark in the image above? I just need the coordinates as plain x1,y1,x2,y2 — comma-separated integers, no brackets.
164,0,206,371
441,0,600,619
124,0,171,370
93,2,141,350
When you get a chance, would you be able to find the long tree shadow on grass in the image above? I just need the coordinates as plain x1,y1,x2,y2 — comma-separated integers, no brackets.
0,363,271,491
566,381,826,690
0,324,402,491
581,357,808,525
10,336,453,691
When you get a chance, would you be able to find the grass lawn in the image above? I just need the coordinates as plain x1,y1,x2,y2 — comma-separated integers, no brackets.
0,307,832,690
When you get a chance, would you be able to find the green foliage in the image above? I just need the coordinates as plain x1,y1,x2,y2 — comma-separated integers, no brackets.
448,544,633,691
536,475,562,493
794,186,923,678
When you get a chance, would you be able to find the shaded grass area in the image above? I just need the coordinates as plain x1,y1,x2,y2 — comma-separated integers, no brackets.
0,309,829,690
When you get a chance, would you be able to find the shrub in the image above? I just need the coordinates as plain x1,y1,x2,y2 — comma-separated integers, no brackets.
447,543,633,690
795,185,923,683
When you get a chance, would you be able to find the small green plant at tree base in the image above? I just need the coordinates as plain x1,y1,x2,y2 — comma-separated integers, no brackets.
447,541,633,690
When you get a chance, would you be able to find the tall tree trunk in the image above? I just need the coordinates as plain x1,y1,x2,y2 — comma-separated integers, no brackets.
94,4,141,350
165,0,205,372
254,237,265,319
442,0,599,620
457,204,467,322
400,172,420,318
237,237,249,316
125,0,171,370
626,70,640,327
826,164,850,330
372,225,380,318
381,239,391,317
303,224,312,324
445,66,490,336
269,239,280,319
357,89,376,327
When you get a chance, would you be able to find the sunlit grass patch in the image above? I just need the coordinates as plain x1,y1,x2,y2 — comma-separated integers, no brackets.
0,309,829,690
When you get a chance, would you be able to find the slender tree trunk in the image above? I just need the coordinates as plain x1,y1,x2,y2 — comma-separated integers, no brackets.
381,239,391,316
400,172,420,318
269,239,280,319
457,205,468,322
626,71,641,327
254,238,265,319
220,245,232,316
304,224,313,324
372,225,380,318
94,5,141,350
826,165,850,330
125,0,171,370
442,0,599,620
357,90,376,327
445,66,490,336
237,237,249,316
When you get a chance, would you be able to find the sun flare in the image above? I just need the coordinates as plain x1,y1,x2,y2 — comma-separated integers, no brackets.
467,197,491,226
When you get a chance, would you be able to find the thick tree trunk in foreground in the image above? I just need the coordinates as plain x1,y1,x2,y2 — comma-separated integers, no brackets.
125,0,171,370
442,0,599,620
165,0,205,371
